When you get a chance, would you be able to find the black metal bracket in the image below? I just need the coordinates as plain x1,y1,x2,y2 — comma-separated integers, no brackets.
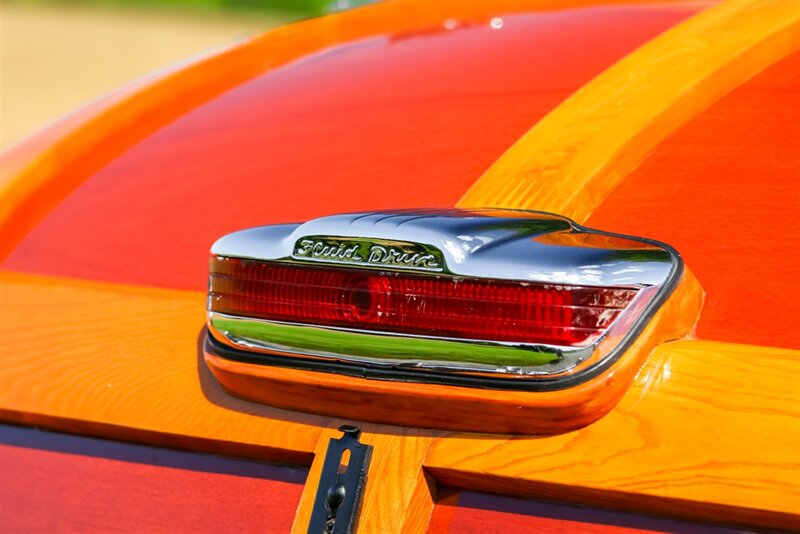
307,425,372,534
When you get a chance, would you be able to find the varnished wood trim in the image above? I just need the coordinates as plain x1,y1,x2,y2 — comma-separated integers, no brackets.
0,410,313,466
457,0,800,222
424,340,800,531
290,424,437,534
0,271,322,463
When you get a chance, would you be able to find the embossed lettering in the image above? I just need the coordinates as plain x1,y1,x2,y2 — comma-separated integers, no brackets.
367,246,439,269
301,241,362,261
415,254,439,268
367,246,387,263
295,239,316,257
294,237,442,271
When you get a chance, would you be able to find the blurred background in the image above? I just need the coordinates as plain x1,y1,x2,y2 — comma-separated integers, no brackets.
1,0,371,150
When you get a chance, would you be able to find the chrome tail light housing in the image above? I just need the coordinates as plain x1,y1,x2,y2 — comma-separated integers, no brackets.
206,209,681,390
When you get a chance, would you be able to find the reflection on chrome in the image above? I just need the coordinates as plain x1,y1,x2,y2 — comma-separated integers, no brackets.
207,209,682,388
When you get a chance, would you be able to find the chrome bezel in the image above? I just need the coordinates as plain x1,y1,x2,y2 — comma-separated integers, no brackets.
206,209,682,389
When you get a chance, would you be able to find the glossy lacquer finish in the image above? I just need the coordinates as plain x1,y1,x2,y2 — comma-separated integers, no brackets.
0,425,307,533
586,50,800,349
2,271,795,529
2,0,799,531
430,490,744,533
0,3,701,290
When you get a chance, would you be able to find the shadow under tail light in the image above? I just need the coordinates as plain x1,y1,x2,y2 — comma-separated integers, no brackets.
204,209,702,434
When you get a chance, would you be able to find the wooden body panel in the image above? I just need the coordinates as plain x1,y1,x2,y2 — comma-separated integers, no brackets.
426,340,800,529
0,271,322,464
1,0,799,531
458,0,800,218
586,50,800,348
2,272,797,529
290,426,436,534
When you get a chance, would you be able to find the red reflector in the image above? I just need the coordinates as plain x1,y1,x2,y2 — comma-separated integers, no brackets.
210,258,638,347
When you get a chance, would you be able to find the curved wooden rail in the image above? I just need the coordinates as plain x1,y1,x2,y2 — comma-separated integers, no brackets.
426,340,800,530
458,0,800,223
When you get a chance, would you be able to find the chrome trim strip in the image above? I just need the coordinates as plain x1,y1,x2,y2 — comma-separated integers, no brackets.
209,312,579,376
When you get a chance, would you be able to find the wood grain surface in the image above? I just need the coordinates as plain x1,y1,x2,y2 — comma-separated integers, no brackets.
584,50,800,349
2,2,799,530
0,4,703,293
458,0,800,223
425,340,800,530
0,271,322,464
1,266,797,531
291,425,438,534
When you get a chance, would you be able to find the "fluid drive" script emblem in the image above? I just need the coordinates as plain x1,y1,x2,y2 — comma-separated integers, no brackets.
293,236,443,272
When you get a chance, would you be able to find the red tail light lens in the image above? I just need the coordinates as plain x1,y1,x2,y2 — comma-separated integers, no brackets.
209,257,638,347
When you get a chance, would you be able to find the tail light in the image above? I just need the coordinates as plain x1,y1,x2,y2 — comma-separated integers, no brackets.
210,259,638,347
206,209,680,387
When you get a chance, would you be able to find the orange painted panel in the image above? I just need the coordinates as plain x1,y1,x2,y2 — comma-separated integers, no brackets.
2,5,700,291
431,491,742,533
0,425,306,534
586,51,800,348
457,0,799,225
